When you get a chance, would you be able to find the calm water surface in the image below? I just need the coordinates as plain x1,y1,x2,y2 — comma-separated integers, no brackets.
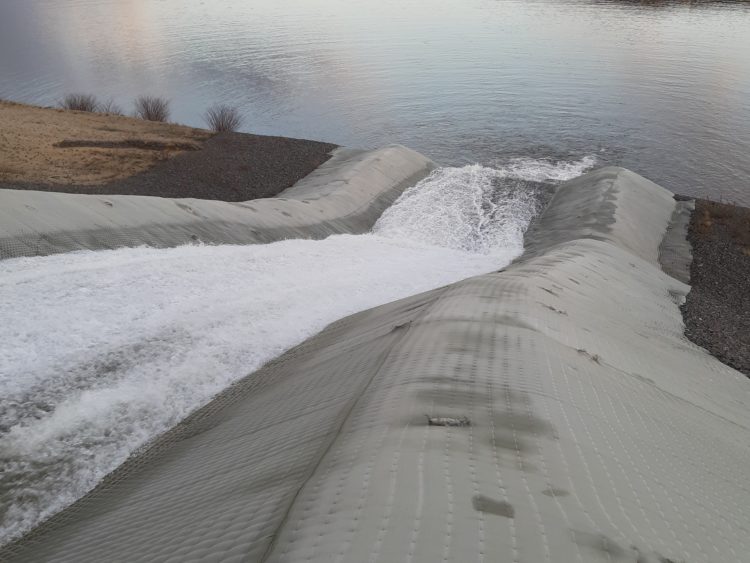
1,0,749,203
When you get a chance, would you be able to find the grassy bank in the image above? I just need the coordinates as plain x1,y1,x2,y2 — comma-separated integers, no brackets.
0,100,337,201
0,99,210,186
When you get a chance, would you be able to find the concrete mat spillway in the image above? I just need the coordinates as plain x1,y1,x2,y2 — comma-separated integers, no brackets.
2,167,749,562
0,145,435,259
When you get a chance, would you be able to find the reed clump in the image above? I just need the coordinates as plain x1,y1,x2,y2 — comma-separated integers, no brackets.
98,98,124,116
133,96,171,122
204,104,244,132
59,93,100,112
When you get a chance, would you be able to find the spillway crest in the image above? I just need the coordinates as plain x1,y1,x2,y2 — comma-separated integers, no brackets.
0,156,593,545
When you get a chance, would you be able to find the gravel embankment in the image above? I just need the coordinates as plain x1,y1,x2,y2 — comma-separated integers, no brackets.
682,199,750,377
1,131,337,201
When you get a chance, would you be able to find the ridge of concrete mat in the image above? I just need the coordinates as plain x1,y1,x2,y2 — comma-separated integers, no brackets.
0,145,436,260
4,166,749,562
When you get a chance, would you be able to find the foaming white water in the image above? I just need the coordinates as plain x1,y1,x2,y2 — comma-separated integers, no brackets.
500,155,598,183
375,165,541,253
0,156,594,544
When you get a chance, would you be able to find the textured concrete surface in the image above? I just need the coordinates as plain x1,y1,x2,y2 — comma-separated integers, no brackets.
0,145,435,259
3,167,749,563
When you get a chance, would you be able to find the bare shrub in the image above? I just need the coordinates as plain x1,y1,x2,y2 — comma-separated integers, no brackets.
133,96,170,122
59,93,99,112
98,98,124,116
203,104,244,132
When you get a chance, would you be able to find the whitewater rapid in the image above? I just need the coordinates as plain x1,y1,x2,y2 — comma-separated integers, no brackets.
0,157,594,545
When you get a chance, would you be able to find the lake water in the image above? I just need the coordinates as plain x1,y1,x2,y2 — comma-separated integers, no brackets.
1,0,749,204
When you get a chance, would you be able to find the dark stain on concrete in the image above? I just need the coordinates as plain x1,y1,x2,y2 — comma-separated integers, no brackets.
414,379,554,469
493,410,554,437
492,430,531,453
472,495,515,518
484,384,556,461
541,487,569,498
658,556,684,563
569,531,684,562
500,382,533,406
540,303,568,315
495,315,539,331
577,348,601,364
446,344,475,355
571,530,628,558
392,320,412,331
416,387,488,408
631,372,656,386
175,202,198,216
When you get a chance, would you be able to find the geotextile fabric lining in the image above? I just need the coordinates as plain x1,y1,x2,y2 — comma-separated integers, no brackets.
3,166,749,563
0,145,436,260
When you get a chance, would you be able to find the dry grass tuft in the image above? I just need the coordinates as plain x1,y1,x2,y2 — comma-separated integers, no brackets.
59,93,100,112
98,99,124,116
133,96,171,122
203,104,244,132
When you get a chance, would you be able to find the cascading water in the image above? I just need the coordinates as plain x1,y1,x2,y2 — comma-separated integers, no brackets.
0,156,593,545
376,164,548,253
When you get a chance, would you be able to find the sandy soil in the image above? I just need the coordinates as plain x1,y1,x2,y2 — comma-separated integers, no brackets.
0,100,211,185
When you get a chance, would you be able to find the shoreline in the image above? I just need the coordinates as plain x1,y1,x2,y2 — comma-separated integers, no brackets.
0,100,337,201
